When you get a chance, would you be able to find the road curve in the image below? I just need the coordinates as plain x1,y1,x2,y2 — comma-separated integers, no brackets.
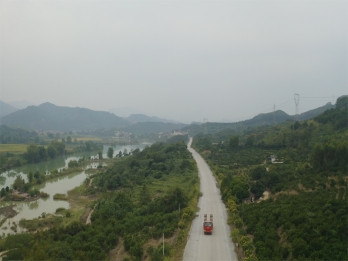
183,139,238,261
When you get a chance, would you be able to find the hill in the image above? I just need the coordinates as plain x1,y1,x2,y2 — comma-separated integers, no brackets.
0,100,18,118
0,102,131,132
126,114,181,124
297,102,334,121
191,100,348,260
7,100,35,110
182,99,342,136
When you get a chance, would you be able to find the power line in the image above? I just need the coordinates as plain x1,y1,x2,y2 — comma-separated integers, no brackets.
301,96,337,99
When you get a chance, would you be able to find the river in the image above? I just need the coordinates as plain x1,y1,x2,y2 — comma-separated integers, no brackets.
0,143,150,236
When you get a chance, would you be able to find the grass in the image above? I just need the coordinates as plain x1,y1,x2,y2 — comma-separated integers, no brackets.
53,193,68,200
0,144,28,154
60,185,96,227
19,215,63,231
75,137,102,142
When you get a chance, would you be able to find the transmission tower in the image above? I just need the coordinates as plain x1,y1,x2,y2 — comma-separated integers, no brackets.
294,93,300,120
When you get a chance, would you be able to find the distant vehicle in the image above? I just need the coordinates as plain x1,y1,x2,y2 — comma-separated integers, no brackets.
203,214,213,235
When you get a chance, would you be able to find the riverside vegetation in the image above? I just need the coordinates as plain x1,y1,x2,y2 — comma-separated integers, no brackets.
0,130,102,172
0,140,200,261
191,96,347,261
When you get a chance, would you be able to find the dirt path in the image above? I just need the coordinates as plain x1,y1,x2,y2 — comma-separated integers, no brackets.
89,178,94,187
86,208,95,225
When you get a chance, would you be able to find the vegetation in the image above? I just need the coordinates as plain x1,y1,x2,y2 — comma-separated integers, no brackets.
19,215,63,231
53,193,68,200
0,125,39,144
0,139,101,173
191,98,347,260
0,144,30,154
0,141,199,261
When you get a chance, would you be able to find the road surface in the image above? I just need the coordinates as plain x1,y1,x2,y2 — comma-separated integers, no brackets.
183,139,238,261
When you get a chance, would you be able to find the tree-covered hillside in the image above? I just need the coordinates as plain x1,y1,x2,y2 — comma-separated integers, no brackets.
182,99,339,137
0,141,199,261
0,102,131,131
192,97,347,260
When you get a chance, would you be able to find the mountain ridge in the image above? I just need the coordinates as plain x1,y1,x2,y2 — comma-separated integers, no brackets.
0,102,131,131
126,114,182,124
0,100,18,118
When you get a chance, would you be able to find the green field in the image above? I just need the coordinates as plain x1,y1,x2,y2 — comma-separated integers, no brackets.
75,137,102,142
0,144,28,154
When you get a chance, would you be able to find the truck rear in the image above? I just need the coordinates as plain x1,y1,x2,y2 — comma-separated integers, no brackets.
203,214,213,235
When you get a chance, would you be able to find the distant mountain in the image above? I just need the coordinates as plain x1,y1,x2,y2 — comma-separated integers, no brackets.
8,100,35,110
122,122,187,135
182,99,342,136
109,107,144,118
0,102,131,132
297,102,335,121
0,100,18,118
212,101,337,127
126,114,181,124
242,110,292,126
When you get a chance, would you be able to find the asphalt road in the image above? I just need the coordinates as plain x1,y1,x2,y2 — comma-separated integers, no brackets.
183,139,238,261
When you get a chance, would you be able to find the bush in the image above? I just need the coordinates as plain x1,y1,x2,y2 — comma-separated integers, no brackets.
56,207,66,213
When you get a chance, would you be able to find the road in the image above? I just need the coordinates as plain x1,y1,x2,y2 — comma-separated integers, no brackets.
183,139,238,261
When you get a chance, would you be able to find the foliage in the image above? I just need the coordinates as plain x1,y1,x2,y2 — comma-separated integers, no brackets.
0,141,198,260
0,125,39,144
24,141,66,164
192,102,348,260
107,146,114,159
166,134,189,144
53,193,68,200
68,160,78,168
243,192,347,260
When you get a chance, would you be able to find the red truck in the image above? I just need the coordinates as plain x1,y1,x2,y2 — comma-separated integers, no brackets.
203,214,213,235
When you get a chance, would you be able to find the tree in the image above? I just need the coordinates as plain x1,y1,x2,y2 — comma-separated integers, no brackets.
28,172,34,183
250,166,266,180
139,184,151,206
68,160,78,168
245,136,254,147
229,135,239,149
13,175,25,191
66,136,72,143
336,95,348,109
47,146,57,159
26,144,40,163
293,121,301,130
98,151,103,160
107,147,114,159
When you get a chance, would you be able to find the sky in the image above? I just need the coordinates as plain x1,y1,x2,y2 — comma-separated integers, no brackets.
0,0,347,123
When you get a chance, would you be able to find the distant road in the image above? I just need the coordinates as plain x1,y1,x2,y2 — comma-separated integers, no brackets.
183,138,238,261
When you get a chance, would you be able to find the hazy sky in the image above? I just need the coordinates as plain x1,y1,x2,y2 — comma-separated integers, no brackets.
1,0,347,122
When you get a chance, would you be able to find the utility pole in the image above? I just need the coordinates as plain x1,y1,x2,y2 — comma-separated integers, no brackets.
273,104,275,125
294,94,300,120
